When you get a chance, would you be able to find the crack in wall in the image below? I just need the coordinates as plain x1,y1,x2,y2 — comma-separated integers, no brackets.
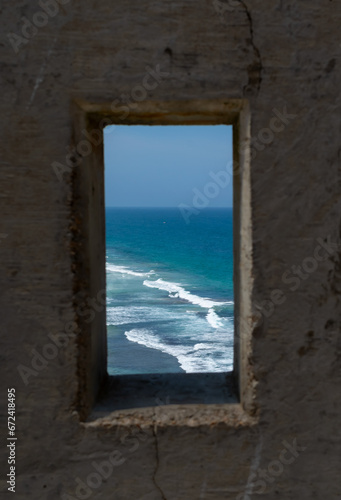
152,412,167,500
239,0,263,95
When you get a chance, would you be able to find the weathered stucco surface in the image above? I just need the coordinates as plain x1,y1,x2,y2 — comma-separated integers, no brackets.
1,0,341,498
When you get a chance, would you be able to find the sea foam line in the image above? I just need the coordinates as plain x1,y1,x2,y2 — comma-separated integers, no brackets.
107,305,184,326
206,309,224,329
124,328,233,373
107,263,154,277
143,278,233,310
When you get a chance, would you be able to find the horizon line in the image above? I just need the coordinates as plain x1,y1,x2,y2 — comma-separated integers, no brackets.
105,206,233,209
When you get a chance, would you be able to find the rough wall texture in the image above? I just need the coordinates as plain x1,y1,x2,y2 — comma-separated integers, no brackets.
1,0,341,499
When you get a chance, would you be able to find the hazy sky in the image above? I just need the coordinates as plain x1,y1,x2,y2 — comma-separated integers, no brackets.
104,125,233,207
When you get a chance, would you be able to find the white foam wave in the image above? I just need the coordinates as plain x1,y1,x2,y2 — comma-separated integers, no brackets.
124,328,233,373
206,309,224,329
107,264,154,277
143,278,232,309
125,329,163,349
107,305,183,326
193,342,221,351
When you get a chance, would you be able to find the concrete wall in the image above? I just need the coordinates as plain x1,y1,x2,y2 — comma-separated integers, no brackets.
1,0,340,498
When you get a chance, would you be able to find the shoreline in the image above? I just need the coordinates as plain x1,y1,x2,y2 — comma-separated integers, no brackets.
107,325,185,375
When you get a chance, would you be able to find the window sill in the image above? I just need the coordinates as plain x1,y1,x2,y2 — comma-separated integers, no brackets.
82,372,255,428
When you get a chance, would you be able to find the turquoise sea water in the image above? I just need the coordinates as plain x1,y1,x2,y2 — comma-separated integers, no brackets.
106,207,234,374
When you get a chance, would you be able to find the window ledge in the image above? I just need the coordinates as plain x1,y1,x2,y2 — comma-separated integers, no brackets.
82,372,256,428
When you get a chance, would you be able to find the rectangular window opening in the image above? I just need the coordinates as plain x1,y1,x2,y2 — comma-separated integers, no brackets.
103,125,235,389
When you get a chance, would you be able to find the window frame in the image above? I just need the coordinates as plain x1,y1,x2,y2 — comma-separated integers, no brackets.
71,99,252,419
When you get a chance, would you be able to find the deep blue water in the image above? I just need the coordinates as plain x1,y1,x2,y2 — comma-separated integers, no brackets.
106,207,234,374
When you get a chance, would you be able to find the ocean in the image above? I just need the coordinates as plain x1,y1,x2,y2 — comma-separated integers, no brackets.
106,207,234,375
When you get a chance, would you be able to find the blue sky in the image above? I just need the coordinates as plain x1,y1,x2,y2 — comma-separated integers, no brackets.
104,125,233,207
